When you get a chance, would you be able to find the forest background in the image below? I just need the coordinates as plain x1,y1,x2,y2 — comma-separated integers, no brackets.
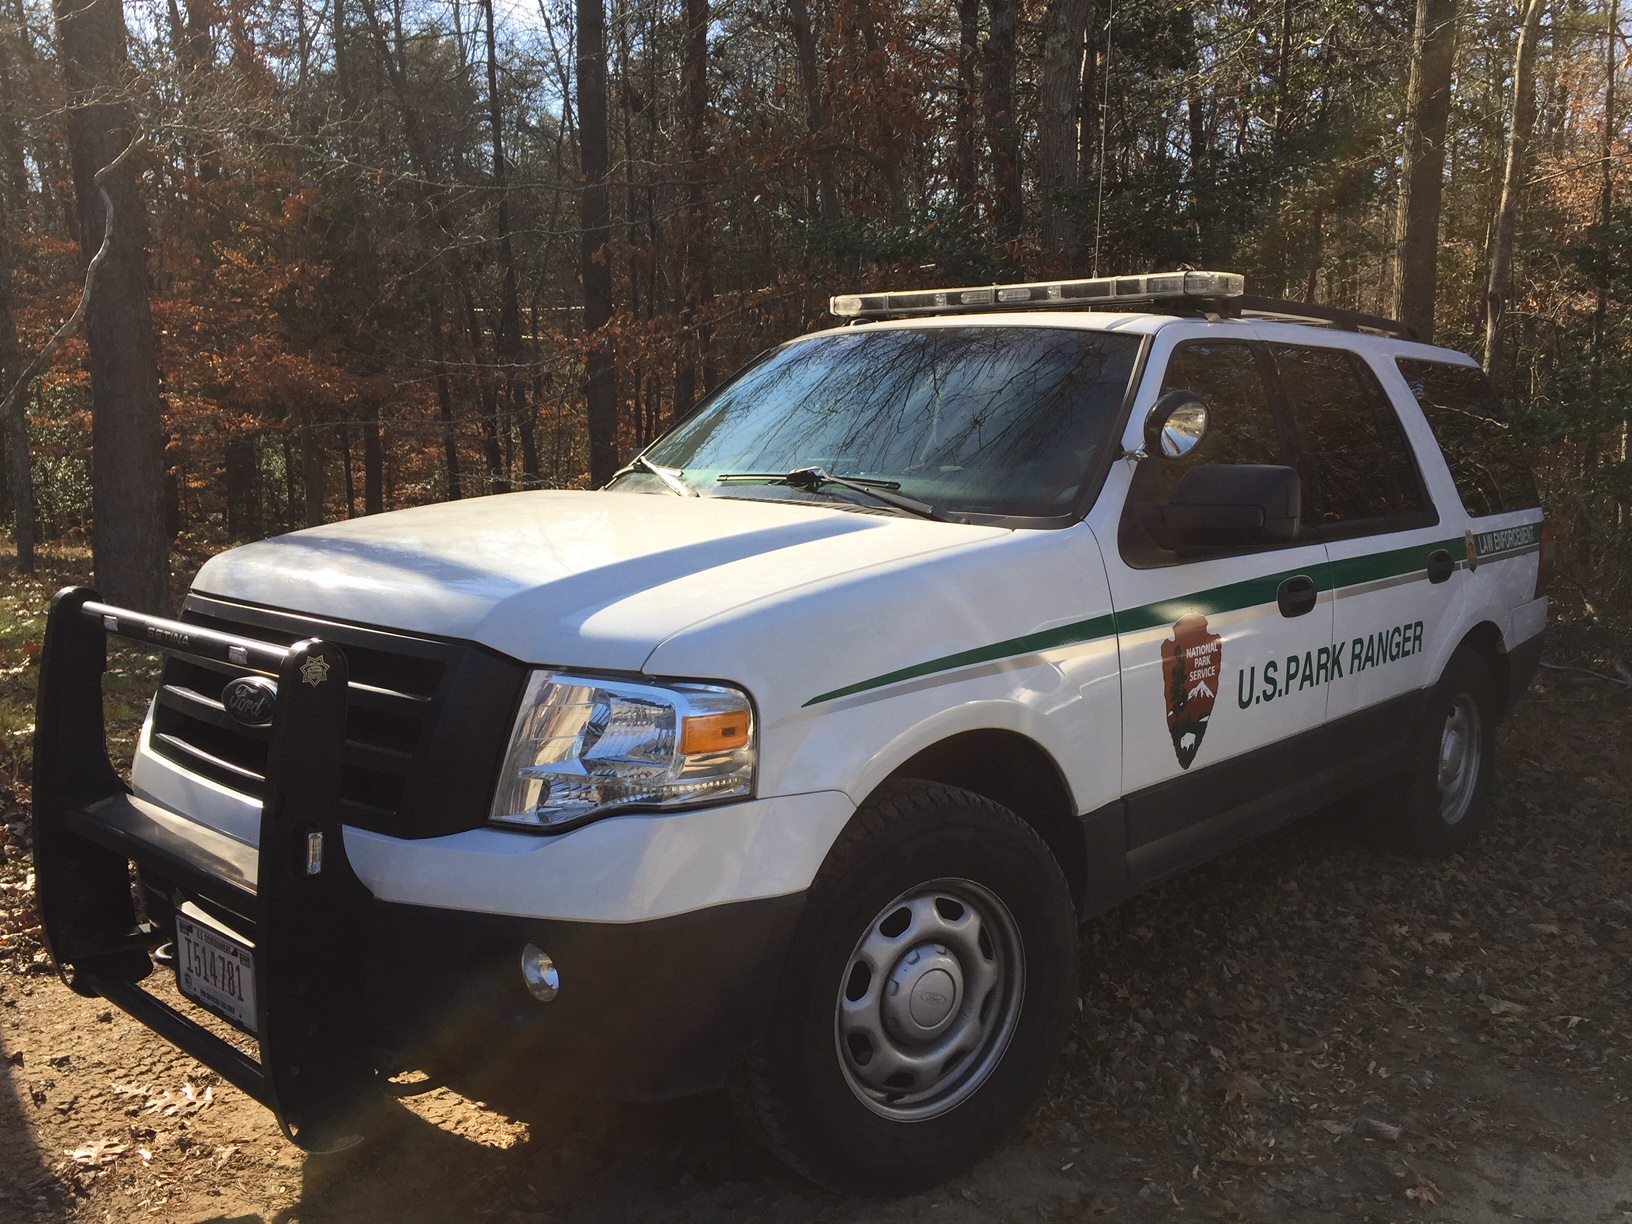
0,0,1627,617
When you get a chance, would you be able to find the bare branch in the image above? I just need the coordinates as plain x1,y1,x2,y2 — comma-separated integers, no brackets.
0,131,145,423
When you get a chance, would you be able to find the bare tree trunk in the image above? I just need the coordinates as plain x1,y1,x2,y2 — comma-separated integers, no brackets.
1590,0,1617,406
578,0,618,485
1590,0,1621,572
1039,0,1090,259
163,0,216,182
340,426,356,516
1483,0,1545,381
0,220,34,572
673,0,713,420
1395,0,1459,341
787,0,837,222
1077,0,1101,187
362,405,383,513
955,0,981,212
1266,0,1296,297
0,40,34,570
0,34,29,202
983,0,1023,239
482,0,534,486
851,0,905,220
463,290,508,491
55,0,169,610
356,0,507,493
224,435,259,539
1184,10,1213,261
299,420,325,525
428,293,463,500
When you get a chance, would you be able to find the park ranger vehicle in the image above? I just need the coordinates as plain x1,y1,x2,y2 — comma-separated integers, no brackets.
32,271,1549,1193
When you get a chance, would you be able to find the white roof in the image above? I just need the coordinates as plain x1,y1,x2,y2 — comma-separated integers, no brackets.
801,310,1189,341
799,309,1479,365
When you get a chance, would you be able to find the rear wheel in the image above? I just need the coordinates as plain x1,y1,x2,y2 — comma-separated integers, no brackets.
734,780,1077,1194
1373,652,1499,856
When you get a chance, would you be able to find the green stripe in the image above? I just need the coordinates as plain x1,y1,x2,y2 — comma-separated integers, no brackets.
804,612,1118,706
802,528,1532,708
1325,538,1458,589
1110,564,1328,635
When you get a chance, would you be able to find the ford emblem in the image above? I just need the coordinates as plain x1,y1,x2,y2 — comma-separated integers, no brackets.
222,676,278,727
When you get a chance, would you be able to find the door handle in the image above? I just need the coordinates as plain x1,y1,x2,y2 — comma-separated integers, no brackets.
1427,549,1454,584
1277,574,1318,618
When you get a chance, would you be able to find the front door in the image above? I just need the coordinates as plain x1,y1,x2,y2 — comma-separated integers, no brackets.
1094,328,1333,888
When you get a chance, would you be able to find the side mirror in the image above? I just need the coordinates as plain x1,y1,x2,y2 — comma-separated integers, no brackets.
1145,463,1302,553
1143,390,1209,459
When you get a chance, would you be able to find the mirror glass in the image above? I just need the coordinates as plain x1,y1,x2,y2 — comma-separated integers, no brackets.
1145,391,1209,459
1160,400,1209,457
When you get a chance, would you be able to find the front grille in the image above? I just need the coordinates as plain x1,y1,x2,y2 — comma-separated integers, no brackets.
148,596,528,839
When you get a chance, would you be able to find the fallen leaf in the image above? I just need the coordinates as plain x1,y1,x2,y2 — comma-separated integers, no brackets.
1359,1117,1404,1141
70,1138,128,1166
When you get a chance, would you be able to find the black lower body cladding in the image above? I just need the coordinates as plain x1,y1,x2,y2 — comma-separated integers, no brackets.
1503,631,1544,715
364,893,805,1101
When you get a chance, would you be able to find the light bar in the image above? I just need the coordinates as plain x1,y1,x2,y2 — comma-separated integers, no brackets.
829,270,1245,319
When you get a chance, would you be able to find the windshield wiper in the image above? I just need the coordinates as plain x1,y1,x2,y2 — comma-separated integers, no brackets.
623,454,697,497
716,466,943,520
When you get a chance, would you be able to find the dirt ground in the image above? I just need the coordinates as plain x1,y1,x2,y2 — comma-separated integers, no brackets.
3,648,1631,1222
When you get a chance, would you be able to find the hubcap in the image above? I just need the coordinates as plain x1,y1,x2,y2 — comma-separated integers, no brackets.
1437,693,1482,825
834,878,1024,1122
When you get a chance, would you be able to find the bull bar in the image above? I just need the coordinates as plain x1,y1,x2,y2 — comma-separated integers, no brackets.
31,586,382,1151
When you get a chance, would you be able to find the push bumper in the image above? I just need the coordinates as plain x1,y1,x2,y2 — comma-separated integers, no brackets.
34,587,374,1150
32,588,803,1150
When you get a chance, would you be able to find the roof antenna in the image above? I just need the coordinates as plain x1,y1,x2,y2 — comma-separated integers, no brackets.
1091,0,1116,278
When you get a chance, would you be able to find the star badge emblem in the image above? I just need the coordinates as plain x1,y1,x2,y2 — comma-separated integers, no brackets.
300,655,332,687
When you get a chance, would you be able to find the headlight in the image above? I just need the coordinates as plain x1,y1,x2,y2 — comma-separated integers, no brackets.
488,672,755,831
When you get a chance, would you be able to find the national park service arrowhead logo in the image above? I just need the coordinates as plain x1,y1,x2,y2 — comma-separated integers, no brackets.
1161,613,1221,770
1464,528,1479,573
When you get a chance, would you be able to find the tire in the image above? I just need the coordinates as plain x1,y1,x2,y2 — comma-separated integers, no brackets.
1373,651,1500,857
733,780,1078,1195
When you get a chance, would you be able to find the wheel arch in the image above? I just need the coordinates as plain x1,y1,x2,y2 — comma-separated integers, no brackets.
870,728,1089,915
1449,619,1514,717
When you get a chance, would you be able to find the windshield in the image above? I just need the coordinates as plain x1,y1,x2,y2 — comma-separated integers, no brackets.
629,326,1142,518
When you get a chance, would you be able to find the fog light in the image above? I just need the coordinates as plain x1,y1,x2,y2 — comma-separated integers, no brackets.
520,944,560,1002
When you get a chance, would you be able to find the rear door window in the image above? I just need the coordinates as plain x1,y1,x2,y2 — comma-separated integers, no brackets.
1394,358,1540,517
1270,344,1434,535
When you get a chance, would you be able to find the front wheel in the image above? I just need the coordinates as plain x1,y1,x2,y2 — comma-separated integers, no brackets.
733,780,1077,1194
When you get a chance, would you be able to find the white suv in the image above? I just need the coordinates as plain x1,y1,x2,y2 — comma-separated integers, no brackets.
32,272,1549,1193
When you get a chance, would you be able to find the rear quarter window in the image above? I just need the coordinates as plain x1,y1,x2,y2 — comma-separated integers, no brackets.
1394,358,1540,517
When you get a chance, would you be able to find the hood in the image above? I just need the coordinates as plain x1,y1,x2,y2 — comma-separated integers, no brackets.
193,490,1006,669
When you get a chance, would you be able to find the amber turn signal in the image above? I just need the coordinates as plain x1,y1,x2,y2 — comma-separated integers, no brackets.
680,711,750,755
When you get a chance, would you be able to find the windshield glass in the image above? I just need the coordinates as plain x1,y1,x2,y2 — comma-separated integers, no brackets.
632,326,1142,518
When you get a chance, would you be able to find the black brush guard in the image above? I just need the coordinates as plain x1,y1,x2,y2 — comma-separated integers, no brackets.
32,586,381,1151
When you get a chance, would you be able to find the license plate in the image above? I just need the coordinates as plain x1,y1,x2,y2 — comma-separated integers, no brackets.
175,911,257,1033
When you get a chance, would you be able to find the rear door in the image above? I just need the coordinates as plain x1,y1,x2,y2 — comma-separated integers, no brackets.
1096,326,1334,887
1258,333,1451,726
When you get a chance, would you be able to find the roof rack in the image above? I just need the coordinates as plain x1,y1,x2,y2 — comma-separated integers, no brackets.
827,270,1419,342
1227,295,1417,341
